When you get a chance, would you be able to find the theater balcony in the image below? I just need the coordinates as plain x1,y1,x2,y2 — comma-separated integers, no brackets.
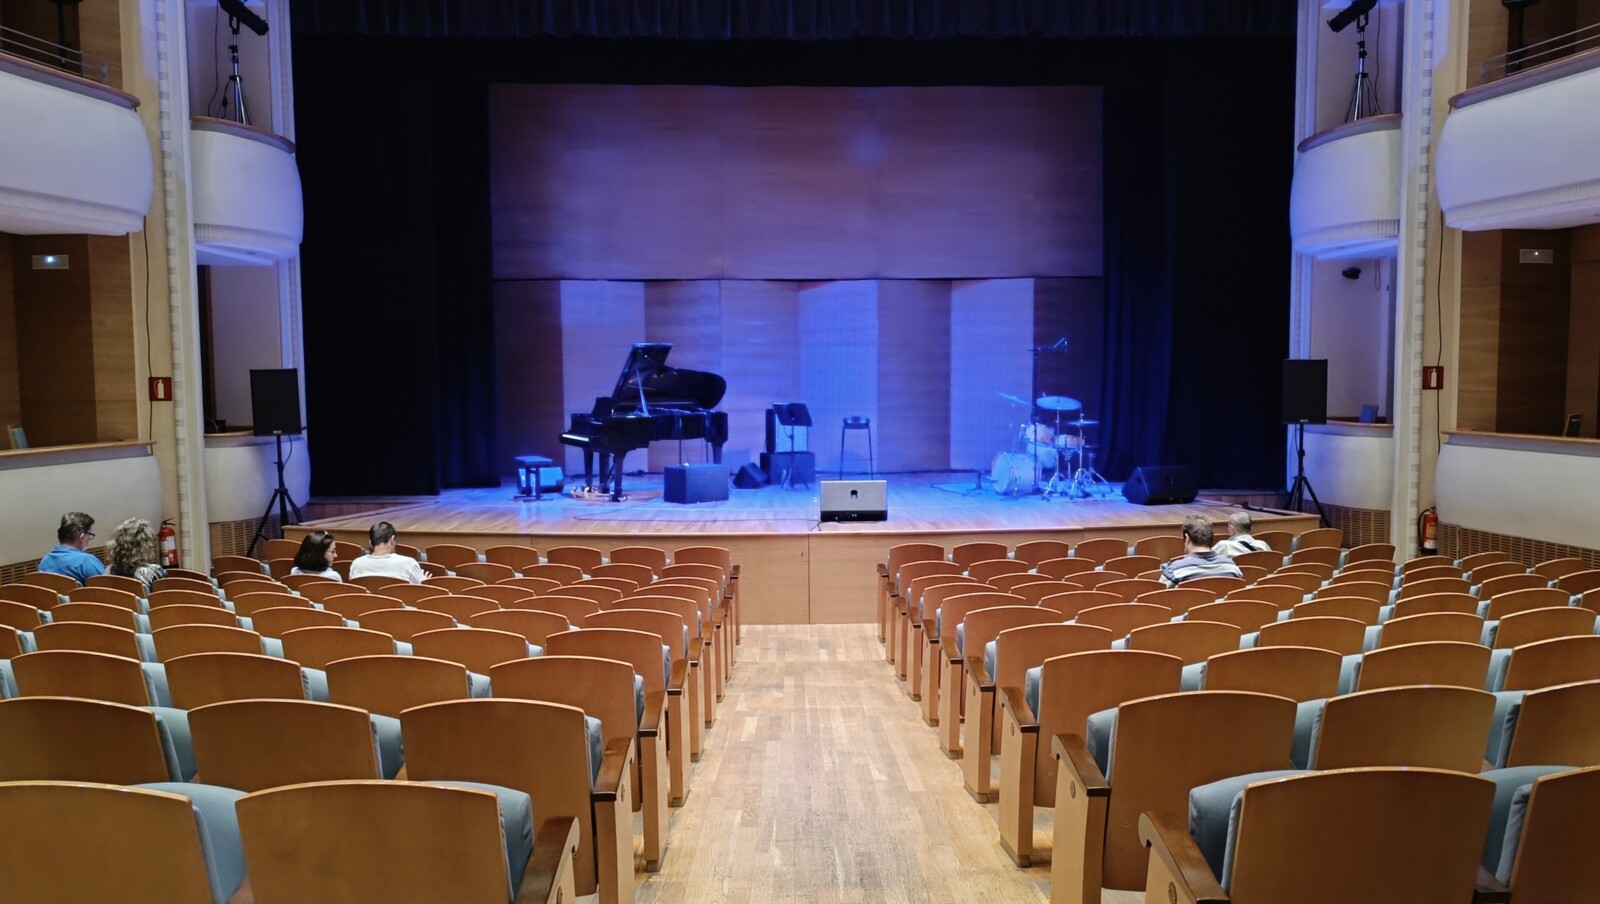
190,116,304,265
1290,114,1402,259
1439,47,1600,230
0,53,151,235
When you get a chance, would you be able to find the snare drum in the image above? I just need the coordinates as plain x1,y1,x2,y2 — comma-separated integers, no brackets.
1019,422,1055,446
1055,434,1086,450
991,452,1039,495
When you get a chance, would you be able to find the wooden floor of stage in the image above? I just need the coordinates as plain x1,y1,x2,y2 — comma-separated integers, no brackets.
294,473,1316,625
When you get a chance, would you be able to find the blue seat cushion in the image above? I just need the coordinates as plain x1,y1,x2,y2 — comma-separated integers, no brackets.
260,637,284,658
1189,769,1307,886
1337,654,1362,695
585,715,603,785
1181,661,1206,691
141,662,172,707
302,667,329,702
146,706,196,781
983,640,998,683
1485,691,1525,768
420,780,534,900
1238,631,1260,649
1085,706,1117,775
1024,666,1042,717
370,714,405,779
955,623,965,655
1481,765,1572,879
0,659,14,699
633,674,646,725
135,781,248,904
1361,625,1381,652
1292,699,1326,768
469,671,493,698
134,632,158,663
1486,648,1514,691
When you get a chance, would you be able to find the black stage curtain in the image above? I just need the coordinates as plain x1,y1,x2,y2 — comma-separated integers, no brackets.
294,34,1293,494
291,0,1298,40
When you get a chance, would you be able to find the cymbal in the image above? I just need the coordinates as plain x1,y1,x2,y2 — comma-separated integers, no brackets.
1036,396,1082,412
1064,417,1099,427
997,392,1030,407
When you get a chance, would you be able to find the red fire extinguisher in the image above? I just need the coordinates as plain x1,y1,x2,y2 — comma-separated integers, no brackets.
1419,507,1438,556
158,519,179,568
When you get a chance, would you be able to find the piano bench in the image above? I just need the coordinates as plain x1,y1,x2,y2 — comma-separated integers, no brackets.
515,455,564,497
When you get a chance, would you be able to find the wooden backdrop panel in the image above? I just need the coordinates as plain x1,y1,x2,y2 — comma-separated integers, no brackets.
645,281,723,471
558,281,646,474
0,234,21,429
799,281,880,475
493,280,564,473
490,84,1102,281
876,281,951,473
949,279,1034,471
12,235,97,445
719,281,800,468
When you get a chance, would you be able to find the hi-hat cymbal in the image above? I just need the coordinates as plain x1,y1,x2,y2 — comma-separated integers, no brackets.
1036,396,1082,412
997,392,1030,407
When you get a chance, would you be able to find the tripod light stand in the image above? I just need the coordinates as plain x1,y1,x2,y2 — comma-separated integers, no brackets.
215,0,269,126
246,431,303,557
1285,422,1328,528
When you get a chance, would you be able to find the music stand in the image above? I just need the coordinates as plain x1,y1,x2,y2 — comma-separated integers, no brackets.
771,403,812,490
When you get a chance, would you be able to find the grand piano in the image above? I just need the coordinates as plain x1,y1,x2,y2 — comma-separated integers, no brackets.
559,343,730,500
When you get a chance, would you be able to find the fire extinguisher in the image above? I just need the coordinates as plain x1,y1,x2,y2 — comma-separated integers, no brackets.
158,519,179,568
1419,507,1438,556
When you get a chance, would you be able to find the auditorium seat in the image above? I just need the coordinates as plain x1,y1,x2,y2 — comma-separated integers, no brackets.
951,541,1009,568
1385,590,1478,620
147,587,225,610
1480,765,1600,901
486,544,543,571
423,543,480,570
1003,578,1080,604
1034,556,1098,580
229,590,309,618
0,780,246,903
266,557,294,580
1185,599,1279,632
1293,527,1343,550
1232,548,1286,572
1479,586,1571,620
1306,685,1494,772
957,607,1066,801
456,561,517,583
235,779,578,904
210,555,265,576
1147,768,1492,904
66,584,142,612
1136,587,1214,616
1488,606,1597,649
496,575,563,595
1074,602,1172,638
1315,580,1389,604
0,696,190,783
880,542,947,644
1327,565,1395,587
1131,534,1183,561
1287,545,1340,568
158,569,214,586
1053,690,1296,901
316,592,401,620
50,600,147,632
415,594,501,623
586,609,701,757
165,652,327,709
1350,640,1492,691
650,578,730,686
19,572,78,595
1196,645,1341,701
608,544,669,573
423,575,487,594
1098,577,1165,602
1494,679,1600,768
1366,612,1484,650
1254,572,1323,595
906,579,990,697
189,698,402,788
469,609,571,646
395,543,425,560
1469,560,1528,583
1343,542,1396,565
558,583,625,606
1495,634,1600,692
1477,573,1549,599
1402,560,1463,582
148,603,238,631
88,573,148,596
547,545,604,571
924,590,1021,729
263,537,299,560
1072,537,1130,564
1,582,64,610
1277,561,1336,581
1125,620,1243,666
411,626,538,677
514,593,600,624
296,581,369,607
247,605,344,638
349,574,406,592
968,558,1032,583
1224,583,1304,610
152,624,271,662
1399,576,1475,600
12,647,166,705
401,698,629,903
1459,550,1514,572
280,626,405,670
1252,616,1367,656
1532,556,1588,580
1557,569,1600,595
326,654,487,718
997,649,1181,866
1013,540,1073,566
1072,570,1134,591
1291,596,1381,624
0,600,44,635
623,595,715,726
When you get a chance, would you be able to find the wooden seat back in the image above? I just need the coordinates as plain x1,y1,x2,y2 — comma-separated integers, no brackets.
609,545,669,572
325,654,475,718
468,609,571,645
1201,645,1341,701
1233,549,1286,572
1532,557,1587,579
1397,576,1473,599
1255,616,1367,656
546,628,668,694
422,544,479,570
65,585,140,611
1102,555,1161,579
189,698,382,791
1099,577,1166,602
1344,543,1396,565
147,603,236,630
1224,583,1304,610
317,592,402,620
1254,572,1321,595
1278,562,1336,581
523,562,586,584
466,583,539,608
250,606,345,638
1291,596,1381,625
496,575,563,595
961,607,1061,669
1029,649,1182,806
1295,527,1343,550
586,610,688,660
490,654,638,755
49,601,139,631
280,573,342,592
1313,685,1494,773
146,588,223,610
1287,546,1340,568
280,625,396,670
618,596,704,639
1494,606,1596,649
296,581,368,606
411,627,531,674
1038,589,1120,620
0,583,63,610
1013,540,1073,567
1136,587,1215,616
166,652,308,709
1132,535,1184,561
1034,556,1098,580
546,545,603,570
593,562,655,585
88,573,148,596
1354,641,1491,691
1484,586,1570,620
1503,680,1600,767
32,621,143,660
966,558,1031,583
1468,560,1526,583
937,592,1027,647
1478,573,1547,600
0,600,44,631
211,555,265,576
0,696,170,783
10,649,150,705
557,583,625,606
1315,580,1389,603
1502,634,1600,691
907,575,983,620
1498,765,1600,901
1074,602,1172,639
1101,690,1297,889
1126,620,1243,664
511,593,599,622
1072,538,1130,565
950,541,1008,568
1459,550,1513,571
230,590,310,618
152,624,263,662
348,575,406,593
1376,612,1484,648
1186,600,1280,632
415,594,500,622
485,545,543,571
1180,575,1249,596
421,575,486,594
1328,566,1394,587
1389,591,1478,619
21,572,78,594
355,607,454,642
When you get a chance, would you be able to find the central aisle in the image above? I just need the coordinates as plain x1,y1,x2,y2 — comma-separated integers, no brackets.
635,624,1058,903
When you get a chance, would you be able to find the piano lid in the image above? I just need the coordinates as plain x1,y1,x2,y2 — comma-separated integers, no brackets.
609,342,727,411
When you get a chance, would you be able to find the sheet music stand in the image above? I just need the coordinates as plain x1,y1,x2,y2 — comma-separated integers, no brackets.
771,403,813,490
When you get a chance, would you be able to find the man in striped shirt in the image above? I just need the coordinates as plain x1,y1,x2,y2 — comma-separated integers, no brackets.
1160,516,1245,587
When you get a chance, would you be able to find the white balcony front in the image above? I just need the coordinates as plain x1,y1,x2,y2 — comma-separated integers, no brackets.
191,116,304,265
1290,114,1402,260
0,55,152,235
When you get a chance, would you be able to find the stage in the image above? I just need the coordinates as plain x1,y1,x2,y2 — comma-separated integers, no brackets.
288,472,1317,624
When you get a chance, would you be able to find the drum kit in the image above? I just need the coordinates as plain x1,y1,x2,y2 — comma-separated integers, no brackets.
990,393,1111,500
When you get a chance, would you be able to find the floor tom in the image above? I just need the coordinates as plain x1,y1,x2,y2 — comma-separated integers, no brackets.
991,452,1040,495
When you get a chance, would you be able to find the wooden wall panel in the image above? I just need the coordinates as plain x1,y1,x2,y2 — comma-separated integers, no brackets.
490,85,1102,281
76,0,122,87
645,281,723,471
558,281,646,474
86,236,135,441
718,281,800,468
876,281,950,473
12,236,96,445
1458,230,1503,432
492,281,564,471
1496,230,1571,435
0,234,20,432
798,282,879,476
1567,225,1600,437
949,279,1034,471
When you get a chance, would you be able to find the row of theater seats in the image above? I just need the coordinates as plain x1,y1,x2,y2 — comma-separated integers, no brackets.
0,544,742,903
876,532,1599,901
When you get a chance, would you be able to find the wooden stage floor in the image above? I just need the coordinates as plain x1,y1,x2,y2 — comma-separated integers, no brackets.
294,473,1316,625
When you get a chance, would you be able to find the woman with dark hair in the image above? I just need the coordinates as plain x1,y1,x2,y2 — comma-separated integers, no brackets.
109,517,166,591
290,530,342,580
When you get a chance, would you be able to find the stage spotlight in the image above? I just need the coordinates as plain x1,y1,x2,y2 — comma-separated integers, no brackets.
1342,266,1362,280
218,0,268,36
1327,0,1379,33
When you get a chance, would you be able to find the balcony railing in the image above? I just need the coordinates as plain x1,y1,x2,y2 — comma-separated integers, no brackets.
1480,21,1600,85
0,24,111,85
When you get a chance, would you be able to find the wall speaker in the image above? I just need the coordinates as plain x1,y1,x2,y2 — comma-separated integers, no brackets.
733,463,768,489
1282,359,1329,424
250,369,302,436
1122,465,1197,505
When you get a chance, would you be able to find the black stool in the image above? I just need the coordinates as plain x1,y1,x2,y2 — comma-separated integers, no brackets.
839,416,874,478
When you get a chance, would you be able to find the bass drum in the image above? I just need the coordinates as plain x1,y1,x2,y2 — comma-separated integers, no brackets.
991,452,1039,495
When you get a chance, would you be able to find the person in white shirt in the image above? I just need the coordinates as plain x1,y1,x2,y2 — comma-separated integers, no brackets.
1212,511,1270,558
348,521,425,583
289,529,343,581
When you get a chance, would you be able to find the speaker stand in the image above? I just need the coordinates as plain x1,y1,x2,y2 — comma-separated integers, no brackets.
1285,422,1328,527
247,432,303,557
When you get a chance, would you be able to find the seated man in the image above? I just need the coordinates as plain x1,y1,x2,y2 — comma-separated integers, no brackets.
1159,515,1244,588
38,512,107,585
1212,511,1270,558
348,521,426,584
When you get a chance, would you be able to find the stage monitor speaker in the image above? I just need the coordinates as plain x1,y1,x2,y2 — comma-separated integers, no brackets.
664,464,730,504
1282,359,1329,424
760,451,815,485
1122,465,1197,505
733,463,768,489
250,369,302,436
820,479,887,522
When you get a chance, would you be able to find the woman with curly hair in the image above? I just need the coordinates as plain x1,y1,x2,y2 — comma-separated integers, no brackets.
109,517,167,592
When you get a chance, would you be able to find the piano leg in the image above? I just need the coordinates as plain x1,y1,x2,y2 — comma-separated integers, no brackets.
582,450,598,490
711,441,724,465
610,451,627,501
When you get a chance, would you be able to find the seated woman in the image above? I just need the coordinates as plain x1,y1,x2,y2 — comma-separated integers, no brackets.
290,530,343,581
110,517,167,592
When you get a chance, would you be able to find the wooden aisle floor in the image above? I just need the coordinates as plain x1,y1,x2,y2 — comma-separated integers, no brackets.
630,624,1141,904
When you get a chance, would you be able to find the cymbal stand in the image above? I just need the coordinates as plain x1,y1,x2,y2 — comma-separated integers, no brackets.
1067,420,1110,498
